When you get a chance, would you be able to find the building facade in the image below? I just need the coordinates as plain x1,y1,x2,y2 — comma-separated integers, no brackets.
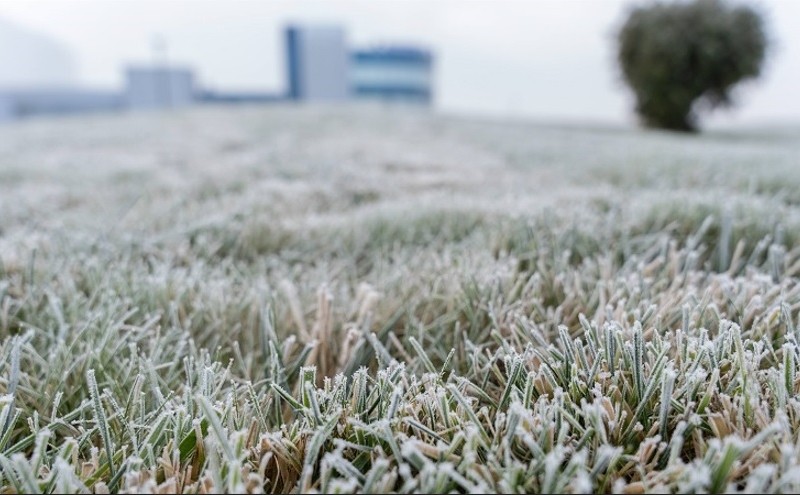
350,47,433,105
124,66,196,110
1,23,434,123
0,88,122,121
285,25,349,102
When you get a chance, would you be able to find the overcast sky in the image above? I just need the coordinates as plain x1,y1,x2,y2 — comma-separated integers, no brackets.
1,0,798,126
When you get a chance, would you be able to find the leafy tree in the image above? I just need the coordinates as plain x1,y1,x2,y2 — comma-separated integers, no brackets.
617,0,768,132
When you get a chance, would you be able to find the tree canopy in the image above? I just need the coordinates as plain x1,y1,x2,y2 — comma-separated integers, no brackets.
617,0,768,132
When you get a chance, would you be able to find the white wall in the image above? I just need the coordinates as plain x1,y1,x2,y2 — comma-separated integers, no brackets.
296,26,349,102
125,67,195,109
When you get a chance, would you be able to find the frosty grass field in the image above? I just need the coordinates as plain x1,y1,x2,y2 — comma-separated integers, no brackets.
1,106,800,493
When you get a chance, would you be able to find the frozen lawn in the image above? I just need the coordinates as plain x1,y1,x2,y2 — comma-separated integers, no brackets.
1,106,800,493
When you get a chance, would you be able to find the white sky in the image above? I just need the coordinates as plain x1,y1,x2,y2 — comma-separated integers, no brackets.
1,0,798,126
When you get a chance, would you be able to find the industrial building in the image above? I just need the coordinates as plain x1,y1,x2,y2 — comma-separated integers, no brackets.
350,47,433,105
0,88,121,121
125,66,196,109
0,22,434,122
0,66,197,121
284,25,434,106
285,25,350,102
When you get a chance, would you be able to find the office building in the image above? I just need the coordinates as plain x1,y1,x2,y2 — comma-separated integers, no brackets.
350,47,433,105
285,25,350,102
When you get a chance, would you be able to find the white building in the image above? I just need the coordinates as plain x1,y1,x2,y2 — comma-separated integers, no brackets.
285,25,349,102
125,66,196,109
